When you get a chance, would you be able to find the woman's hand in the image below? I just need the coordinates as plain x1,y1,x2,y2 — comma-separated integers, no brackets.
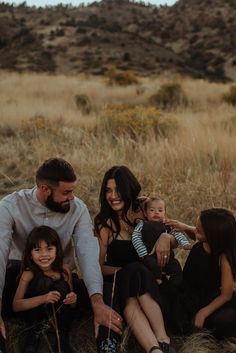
194,308,207,328
63,291,77,305
154,233,172,267
44,291,61,304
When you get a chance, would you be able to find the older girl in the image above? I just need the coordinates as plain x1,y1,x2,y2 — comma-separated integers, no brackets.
167,208,236,338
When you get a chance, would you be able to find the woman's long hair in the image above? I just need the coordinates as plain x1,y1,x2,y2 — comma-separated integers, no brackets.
21,225,64,276
94,166,141,237
200,208,236,279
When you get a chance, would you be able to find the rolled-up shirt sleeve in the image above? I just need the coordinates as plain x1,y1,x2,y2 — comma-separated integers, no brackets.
73,204,103,297
0,204,14,299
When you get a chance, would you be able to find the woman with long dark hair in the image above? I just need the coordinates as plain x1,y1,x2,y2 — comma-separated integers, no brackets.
95,166,176,353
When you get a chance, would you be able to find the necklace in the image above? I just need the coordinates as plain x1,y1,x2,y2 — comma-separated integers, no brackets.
119,217,133,238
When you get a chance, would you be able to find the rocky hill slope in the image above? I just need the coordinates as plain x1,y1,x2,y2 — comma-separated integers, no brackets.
0,0,236,81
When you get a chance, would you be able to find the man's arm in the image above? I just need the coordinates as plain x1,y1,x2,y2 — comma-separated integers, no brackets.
73,203,122,334
73,204,103,296
0,205,13,298
0,300,6,339
0,203,14,338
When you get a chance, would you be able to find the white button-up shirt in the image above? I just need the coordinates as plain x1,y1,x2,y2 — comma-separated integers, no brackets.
0,187,103,298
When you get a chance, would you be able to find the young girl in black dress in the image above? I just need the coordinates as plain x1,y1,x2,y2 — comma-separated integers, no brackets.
13,225,77,353
167,208,236,338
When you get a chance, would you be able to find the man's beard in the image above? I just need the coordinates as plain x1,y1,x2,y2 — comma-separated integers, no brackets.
45,193,70,213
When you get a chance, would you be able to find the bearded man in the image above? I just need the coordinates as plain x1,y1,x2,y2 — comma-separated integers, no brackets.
0,158,122,347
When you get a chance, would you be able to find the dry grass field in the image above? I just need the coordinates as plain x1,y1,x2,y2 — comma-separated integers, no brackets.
0,70,236,353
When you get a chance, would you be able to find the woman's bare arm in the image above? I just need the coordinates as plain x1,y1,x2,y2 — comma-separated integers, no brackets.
194,254,234,328
98,226,121,276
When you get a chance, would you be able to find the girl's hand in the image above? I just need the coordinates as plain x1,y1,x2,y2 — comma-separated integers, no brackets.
44,291,61,304
194,308,207,328
63,292,77,305
164,218,188,231
165,219,196,240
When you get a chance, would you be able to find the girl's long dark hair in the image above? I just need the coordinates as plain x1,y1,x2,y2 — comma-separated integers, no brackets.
200,208,236,279
94,166,141,237
22,225,64,276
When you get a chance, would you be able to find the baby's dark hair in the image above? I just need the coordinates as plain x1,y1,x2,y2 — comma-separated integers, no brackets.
200,208,236,279
143,197,165,212
22,225,64,276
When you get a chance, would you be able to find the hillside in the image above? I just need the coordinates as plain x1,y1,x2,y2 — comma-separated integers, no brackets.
0,0,236,81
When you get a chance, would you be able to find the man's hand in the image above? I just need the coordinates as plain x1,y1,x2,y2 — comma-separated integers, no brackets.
0,317,6,339
91,294,122,337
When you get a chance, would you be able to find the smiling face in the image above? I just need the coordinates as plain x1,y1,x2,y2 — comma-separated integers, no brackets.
45,181,76,213
31,240,57,272
145,199,166,221
105,178,125,214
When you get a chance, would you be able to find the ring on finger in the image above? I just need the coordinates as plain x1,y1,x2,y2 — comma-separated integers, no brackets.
164,255,168,259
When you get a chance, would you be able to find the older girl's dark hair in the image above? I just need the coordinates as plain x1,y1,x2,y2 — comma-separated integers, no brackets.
94,166,141,237
22,225,64,276
200,208,236,279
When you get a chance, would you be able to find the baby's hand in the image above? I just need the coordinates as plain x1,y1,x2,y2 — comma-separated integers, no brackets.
63,291,77,305
44,291,61,304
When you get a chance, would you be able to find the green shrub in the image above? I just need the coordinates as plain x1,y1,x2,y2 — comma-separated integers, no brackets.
96,104,179,140
222,85,236,105
149,82,188,110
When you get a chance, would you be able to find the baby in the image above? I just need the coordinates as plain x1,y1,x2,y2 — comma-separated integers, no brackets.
132,197,192,285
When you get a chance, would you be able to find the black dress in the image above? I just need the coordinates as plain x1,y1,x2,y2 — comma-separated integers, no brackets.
179,242,236,338
105,239,162,311
97,239,163,350
22,273,73,353
24,273,72,329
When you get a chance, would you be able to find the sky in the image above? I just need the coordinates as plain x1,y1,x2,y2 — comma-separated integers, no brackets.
2,0,177,7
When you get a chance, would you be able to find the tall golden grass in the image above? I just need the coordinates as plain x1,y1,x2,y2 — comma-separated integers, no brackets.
1,71,236,352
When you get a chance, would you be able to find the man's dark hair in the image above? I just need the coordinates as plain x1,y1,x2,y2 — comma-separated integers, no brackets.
36,158,76,186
